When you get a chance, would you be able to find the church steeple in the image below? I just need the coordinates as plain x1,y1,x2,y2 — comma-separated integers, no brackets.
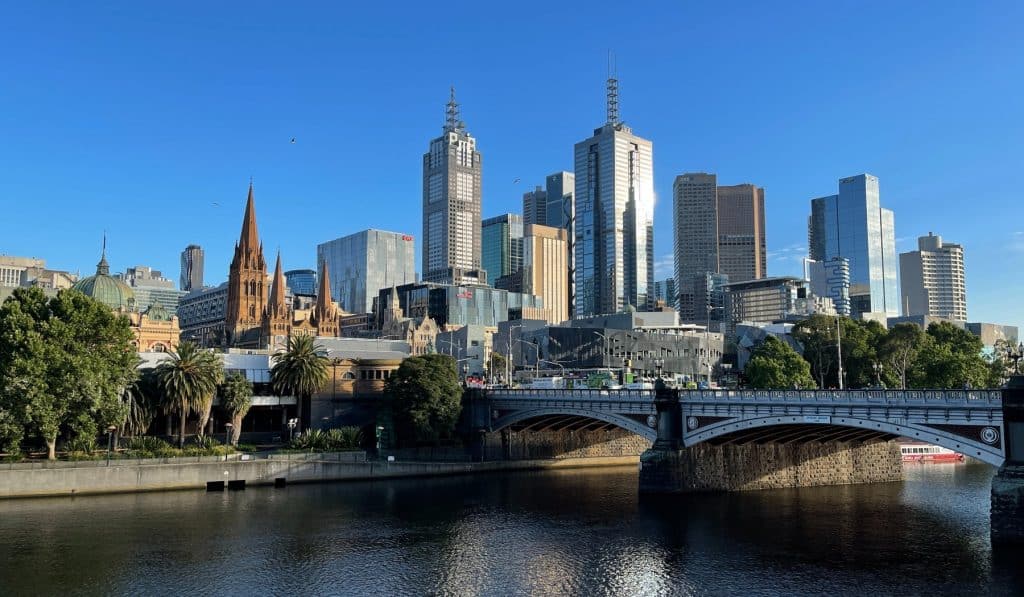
314,260,340,338
238,181,260,252
268,251,286,312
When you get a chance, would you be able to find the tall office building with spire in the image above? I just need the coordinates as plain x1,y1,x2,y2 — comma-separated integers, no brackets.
422,88,484,285
573,66,654,316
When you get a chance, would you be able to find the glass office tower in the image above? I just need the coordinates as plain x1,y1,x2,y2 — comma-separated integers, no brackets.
317,229,417,314
481,214,523,285
574,75,654,316
808,174,898,317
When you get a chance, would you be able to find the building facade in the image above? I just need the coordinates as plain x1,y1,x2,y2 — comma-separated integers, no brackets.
375,282,544,331
653,278,677,307
317,229,417,315
118,265,186,315
284,269,317,296
723,277,825,333
422,88,483,285
574,74,654,316
178,282,229,346
481,213,523,286
179,244,204,292
522,224,569,324
805,257,851,317
899,233,967,321
522,186,547,227
808,174,898,318
673,174,766,321
0,256,46,288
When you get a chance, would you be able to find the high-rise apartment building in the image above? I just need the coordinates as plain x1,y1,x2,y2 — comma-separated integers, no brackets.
317,229,417,315
673,174,766,321
899,233,967,321
179,245,204,292
808,174,898,318
653,278,677,307
422,88,483,285
522,224,569,324
481,214,523,285
574,73,654,316
805,257,851,316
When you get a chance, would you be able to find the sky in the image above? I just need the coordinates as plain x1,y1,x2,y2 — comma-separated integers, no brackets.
2,1,1023,329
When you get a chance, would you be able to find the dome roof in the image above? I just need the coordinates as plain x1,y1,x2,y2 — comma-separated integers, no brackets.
144,302,172,321
72,243,135,311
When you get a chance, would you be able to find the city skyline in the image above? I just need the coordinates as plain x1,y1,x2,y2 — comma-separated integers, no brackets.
1,3,1022,329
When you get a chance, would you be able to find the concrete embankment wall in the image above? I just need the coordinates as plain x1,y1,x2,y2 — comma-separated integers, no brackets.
641,440,903,492
0,452,639,499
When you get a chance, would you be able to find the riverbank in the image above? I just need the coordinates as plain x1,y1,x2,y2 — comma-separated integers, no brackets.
0,452,640,499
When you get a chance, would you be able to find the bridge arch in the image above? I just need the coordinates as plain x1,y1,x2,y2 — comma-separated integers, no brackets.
685,415,1004,467
491,407,657,442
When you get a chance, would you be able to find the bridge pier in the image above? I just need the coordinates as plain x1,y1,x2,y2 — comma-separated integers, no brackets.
992,376,1024,546
639,383,686,492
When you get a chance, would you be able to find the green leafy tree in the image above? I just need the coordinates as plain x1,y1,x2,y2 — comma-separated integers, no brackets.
155,341,224,447
385,354,463,445
909,322,990,389
124,366,162,436
271,335,329,431
219,372,253,445
744,336,817,390
0,288,137,459
792,315,837,388
879,323,925,389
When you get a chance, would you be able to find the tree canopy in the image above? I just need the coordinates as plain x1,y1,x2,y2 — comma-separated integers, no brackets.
385,354,463,445
744,335,817,390
0,288,138,458
155,341,224,447
270,335,329,430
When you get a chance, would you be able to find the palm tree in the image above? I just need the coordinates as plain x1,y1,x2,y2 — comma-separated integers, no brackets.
123,367,161,437
155,341,224,447
271,335,329,431
220,372,253,445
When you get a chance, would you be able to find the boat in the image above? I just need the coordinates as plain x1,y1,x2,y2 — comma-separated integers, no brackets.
900,443,965,463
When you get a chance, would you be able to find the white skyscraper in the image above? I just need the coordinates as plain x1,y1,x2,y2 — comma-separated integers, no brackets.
422,88,483,285
574,70,654,316
899,233,967,321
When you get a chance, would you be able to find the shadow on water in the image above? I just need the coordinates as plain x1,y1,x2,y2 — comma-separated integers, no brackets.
0,463,1020,595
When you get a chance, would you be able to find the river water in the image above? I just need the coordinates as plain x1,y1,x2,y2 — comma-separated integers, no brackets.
0,463,1021,596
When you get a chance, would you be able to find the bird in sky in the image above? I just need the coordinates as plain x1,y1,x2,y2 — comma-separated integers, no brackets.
211,202,220,207
290,138,296,144
513,177,520,184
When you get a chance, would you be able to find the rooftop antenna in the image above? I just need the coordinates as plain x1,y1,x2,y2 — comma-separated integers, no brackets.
606,50,620,126
445,86,460,133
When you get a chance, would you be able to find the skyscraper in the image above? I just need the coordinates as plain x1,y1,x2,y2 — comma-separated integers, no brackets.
317,229,417,314
284,269,317,296
574,71,654,316
179,244,204,292
481,214,524,285
522,224,569,324
805,257,851,316
422,87,483,285
672,174,766,321
717,183,766,282
522,186,547,227
899,233,967,321
808,174,898,318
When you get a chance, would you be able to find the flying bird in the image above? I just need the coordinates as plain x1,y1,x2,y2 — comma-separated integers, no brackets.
290,138,296,144
513,177,520,184
212,202,220,207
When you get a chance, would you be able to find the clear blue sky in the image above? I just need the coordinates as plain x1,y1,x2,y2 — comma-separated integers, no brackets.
2,1,1022,329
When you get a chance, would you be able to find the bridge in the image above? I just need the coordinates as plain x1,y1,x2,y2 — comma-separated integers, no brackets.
465,382,1024,546
476,387,1005,466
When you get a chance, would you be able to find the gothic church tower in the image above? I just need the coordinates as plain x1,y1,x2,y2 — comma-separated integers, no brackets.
225,183,268,347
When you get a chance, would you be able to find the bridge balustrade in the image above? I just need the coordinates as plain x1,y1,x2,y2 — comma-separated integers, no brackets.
485,388,1003,405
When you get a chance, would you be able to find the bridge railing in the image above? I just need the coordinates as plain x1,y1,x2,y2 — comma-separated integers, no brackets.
483,388,1003,404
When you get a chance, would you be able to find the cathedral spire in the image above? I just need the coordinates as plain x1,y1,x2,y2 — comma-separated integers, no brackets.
318,260,332,308
269,251,286,309
238,181,260,250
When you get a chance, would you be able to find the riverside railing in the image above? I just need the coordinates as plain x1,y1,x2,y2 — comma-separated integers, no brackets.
484,388,1003,405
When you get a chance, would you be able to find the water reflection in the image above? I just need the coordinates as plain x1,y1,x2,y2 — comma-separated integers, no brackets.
0,464,1020,595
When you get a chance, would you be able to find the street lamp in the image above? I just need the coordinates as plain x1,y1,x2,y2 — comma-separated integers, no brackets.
287,418,298,442
106,425,117,466
872,362,883,387
224,422,234,447
1010,341,1024,375
375,425,385,454
540,359,567,377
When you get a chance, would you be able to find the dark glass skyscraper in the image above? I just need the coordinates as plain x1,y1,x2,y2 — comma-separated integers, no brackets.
179,244,204,292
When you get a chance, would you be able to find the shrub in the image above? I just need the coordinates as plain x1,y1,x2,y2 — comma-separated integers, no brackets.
327,427,362,450
125,436,176,458
191,435,221,450
289,427,363,452
65,435,98,455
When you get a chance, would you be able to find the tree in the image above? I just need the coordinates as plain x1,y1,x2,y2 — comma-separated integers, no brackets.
909,322,989,389
0,288,137,459
270,335,328,431
744,336,817,390
385,354,463,445
879,323,925,389
155,341,223,447
123,366,162,436
792,315,837,388
219,372,253,445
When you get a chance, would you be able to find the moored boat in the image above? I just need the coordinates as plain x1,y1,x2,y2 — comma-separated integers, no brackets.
900,443,965,463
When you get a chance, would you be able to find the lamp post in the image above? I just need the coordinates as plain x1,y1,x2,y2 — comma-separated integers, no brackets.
287,418,298,442
224,422,233,447
835,316,845,390
872,361,883,387
540,359,567,377
106,425,117,466
375,425,385,455
1010,341,1024,375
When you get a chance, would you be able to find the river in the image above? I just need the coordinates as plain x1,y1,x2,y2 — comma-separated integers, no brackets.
0,463,1021,595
